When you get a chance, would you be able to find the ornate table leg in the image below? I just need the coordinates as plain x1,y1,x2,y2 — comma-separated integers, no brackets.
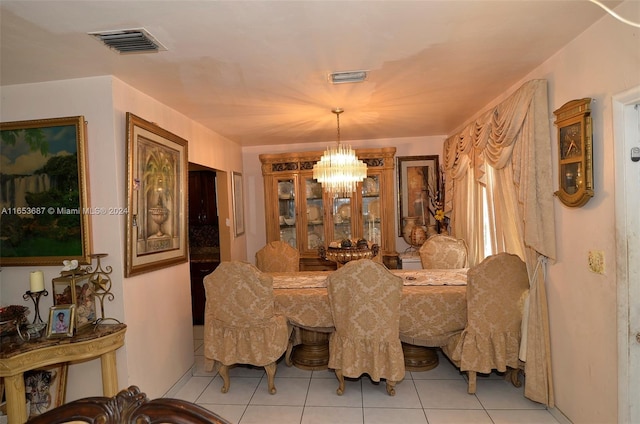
100,350,118,397
291,328,330,370
4,373,27,424
402,343,439,372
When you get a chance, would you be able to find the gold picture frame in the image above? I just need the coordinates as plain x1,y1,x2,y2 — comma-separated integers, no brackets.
396,155,440,236
0,116,92,266
232,171,245,237
125,113,188,276
46,304,76,338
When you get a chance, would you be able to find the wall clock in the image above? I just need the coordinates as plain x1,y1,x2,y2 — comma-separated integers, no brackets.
553,98,594,207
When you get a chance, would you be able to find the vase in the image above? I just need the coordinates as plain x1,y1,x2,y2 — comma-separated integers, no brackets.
402,217,418,245
403,217,427,247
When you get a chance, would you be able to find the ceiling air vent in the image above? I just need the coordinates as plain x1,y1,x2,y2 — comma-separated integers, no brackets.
328,70,368,84
88,28,167,54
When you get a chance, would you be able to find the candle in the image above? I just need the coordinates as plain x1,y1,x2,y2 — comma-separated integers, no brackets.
30,270,45,292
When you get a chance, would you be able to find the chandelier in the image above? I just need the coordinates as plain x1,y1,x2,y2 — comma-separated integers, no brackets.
312,108,367,197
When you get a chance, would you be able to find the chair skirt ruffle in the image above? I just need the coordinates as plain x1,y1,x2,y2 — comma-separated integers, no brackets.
442,328,521,374
328,333,405,382
204,315,290,368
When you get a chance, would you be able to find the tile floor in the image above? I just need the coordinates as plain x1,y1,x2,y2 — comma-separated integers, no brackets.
171,326,562,424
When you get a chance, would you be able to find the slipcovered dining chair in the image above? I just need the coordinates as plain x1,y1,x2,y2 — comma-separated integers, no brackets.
255,240,300,272
203,261,291,394
418,234,468,269
441,252,529,394
327,259,405,396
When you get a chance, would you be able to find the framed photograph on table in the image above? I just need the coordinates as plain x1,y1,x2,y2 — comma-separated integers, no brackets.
46,304,76,338
397,155,440,236
125,113,188,277
0,116,92,266
232,171,245,237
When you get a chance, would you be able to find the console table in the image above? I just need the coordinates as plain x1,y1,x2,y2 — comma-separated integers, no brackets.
0,323,126,424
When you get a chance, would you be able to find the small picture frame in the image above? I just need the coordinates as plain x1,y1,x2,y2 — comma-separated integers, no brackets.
51,270,97,330
46,305,76,338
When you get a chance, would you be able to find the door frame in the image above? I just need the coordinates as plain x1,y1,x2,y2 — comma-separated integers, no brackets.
613,85,640,424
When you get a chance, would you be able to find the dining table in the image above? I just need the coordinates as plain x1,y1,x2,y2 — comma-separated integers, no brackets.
269,268,468,371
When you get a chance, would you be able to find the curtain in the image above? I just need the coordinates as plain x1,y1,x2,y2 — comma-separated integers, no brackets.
443,79,555,406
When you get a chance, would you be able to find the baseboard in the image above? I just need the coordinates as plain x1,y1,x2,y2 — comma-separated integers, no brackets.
163,363,196,398
548,406,573,424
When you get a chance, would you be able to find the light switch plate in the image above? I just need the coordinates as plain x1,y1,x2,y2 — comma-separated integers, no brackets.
588,250,605,274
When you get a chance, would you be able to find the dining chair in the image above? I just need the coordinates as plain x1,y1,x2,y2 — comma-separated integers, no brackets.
255,240,300,272
441,252,529,394
203,261,291,394
26,385,232,424
418,234,468,269
326,259,405,396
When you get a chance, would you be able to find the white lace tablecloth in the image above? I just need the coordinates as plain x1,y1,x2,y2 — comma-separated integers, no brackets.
271,268,468,346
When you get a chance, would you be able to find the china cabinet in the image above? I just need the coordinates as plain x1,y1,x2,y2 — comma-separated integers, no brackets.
260,147,398,270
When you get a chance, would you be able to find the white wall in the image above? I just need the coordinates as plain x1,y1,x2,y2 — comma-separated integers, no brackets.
0,75,244,400
242,135,445,264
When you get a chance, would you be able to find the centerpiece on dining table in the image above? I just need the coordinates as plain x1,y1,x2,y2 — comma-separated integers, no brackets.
318,238,379,265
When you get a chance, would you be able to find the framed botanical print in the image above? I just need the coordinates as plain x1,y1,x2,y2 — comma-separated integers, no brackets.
125,113,189,276
553,98,594,207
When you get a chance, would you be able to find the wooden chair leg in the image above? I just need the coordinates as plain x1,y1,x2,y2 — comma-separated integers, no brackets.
285,339,294,367
385,380,397,396
467,371,476,394
335,369,345,395
505,367,522,388
264,362,277,394
219,363,230,393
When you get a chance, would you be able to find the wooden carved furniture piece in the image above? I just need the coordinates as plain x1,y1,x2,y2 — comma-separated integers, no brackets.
0,323,126,424
203,262,290,394
25,385,232,424
442,253,529,394
327,260,405,396
259,147,398,271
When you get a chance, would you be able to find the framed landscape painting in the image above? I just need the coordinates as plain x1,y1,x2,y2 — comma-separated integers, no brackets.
0,116,92,266
125,113,188,277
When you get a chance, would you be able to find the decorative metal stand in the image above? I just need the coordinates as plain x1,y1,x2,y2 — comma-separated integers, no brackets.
23,289,48,324
22,289,48,338
85,253,121,326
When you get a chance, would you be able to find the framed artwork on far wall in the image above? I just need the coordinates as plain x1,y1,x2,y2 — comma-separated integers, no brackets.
396,155,440,236
232,171,245,237
125,113,188,277
0,116,92,266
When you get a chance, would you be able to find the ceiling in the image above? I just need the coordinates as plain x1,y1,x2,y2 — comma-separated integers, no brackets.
0,1,619,147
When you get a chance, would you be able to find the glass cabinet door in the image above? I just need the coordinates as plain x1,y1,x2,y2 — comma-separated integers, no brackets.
332,196,352,242
276,177,297,248
361,175,381,245
303,177,325,252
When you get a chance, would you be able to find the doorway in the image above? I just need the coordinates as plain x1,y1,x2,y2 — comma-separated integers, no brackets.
188,164,220,325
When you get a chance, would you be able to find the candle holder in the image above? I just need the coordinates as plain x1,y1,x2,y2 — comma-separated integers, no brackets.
23,289,48,324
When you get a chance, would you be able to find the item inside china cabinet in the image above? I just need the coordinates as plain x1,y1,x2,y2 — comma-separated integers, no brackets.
278,181,294,199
